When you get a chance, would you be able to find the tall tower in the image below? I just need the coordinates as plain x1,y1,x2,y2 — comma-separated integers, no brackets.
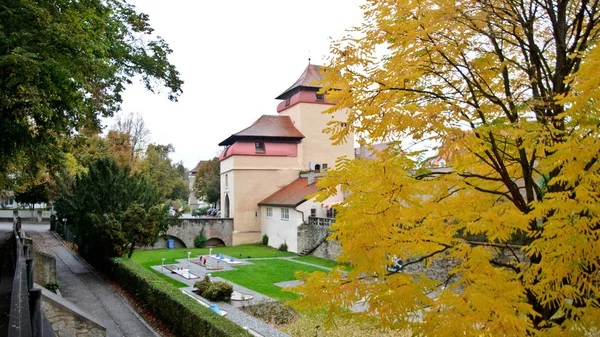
276,63,354,171
218,64,353,246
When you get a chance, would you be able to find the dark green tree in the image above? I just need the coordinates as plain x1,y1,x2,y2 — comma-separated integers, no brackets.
193,157,220,207
0,0,183,188
55,157,160,264
14,182,49,211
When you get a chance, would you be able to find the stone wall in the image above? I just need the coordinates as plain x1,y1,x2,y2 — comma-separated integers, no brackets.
297,223,341,260
32,250,56,286
40,286,106,337
164,217,234,248
298,224,527,284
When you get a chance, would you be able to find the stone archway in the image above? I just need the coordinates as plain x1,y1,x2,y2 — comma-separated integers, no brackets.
205,237,226,247
224,194,230,218
155,235,187,249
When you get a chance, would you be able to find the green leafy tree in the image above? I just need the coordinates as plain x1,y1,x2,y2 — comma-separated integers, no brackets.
14,182,49,211
141,144,189,201
193,157,220,207
0,0,183,189
123,203,158,258
55,157,160,264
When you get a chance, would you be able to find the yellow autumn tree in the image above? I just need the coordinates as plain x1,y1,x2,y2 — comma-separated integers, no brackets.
289,0,600,336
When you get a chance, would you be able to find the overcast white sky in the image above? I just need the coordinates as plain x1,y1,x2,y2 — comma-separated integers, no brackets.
104,0,365,170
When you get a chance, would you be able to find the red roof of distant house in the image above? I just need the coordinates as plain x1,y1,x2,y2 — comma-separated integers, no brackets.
218,115,304,146
275,64,326,100
258,178,319,207
190,160,207,174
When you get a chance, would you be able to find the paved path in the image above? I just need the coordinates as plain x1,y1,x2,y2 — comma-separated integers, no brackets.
18,225,157,337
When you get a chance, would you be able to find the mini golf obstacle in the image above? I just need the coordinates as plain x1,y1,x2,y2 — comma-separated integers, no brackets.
209,253,244,265
181,291,227,316
164,264,200,280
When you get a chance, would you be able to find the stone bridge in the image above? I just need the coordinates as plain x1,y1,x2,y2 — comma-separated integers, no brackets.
162,217,234,248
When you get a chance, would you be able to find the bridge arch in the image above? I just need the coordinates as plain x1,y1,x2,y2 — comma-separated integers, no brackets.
155,235,187,248
205,237,226,247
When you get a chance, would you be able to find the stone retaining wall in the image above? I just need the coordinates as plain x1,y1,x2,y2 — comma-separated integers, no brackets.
40,286,106,337
32,250,56,286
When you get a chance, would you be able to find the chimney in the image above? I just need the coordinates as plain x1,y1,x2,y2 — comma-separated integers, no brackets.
308,171,315,185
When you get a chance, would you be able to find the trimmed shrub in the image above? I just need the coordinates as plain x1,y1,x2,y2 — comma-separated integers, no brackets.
194,233,207,248
203,281,233,302
194,276,211,295
194,276,233,302
278,241,288,252
262,234,269,245
110,258,250,337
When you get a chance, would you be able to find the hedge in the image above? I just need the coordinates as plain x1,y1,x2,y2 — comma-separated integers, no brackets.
110,258,251,337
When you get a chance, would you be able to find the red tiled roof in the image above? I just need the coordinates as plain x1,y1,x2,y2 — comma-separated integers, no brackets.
275,64,326,100
218,115,304,146
190,160,207,174
258,178,319,207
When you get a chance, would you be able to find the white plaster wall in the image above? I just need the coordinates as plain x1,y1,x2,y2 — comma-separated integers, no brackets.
260,188,344,253
261,206,302,253
296,187,344,218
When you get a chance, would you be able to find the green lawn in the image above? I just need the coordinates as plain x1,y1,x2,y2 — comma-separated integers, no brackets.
131,244,296,288
212,259,326,302
291,256,347,269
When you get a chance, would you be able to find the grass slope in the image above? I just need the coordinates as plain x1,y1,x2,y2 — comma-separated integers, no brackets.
212,259,325,302
131,244,296,288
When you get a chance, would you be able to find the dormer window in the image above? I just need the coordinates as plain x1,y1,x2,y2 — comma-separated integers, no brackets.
255,141,265,153
316,93,324,100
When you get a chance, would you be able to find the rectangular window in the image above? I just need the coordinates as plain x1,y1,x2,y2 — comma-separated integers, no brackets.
326,208,337,218
266,207,273,218
255,141,265,153
316,93,324,100
322,163,328,170
285,98,291,106
281,208,289,221
310,208,316,217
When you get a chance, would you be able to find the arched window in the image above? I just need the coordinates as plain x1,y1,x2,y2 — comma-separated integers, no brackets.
315,164,321,172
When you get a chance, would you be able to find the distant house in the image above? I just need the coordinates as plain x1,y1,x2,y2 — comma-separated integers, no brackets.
217,63,355,251
258,175,343,253
354,143,389,160
188,160,209,210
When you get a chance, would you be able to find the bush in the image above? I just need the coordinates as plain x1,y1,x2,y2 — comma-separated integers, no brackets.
262,234,269,245
194,276,233,302
194,276,211,295
192,207,208,217
110,258,250,337
278,242,288,252
203,281,233,302
45,282,60,294
194,233,207,248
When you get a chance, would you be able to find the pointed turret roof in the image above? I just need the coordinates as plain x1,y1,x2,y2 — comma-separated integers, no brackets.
275,64,326,100
218,115,304,146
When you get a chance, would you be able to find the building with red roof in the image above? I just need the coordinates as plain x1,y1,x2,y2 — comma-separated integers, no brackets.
217,63,353,250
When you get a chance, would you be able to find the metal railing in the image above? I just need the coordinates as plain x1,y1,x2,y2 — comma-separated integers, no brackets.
8,217,51,337
307,216,335,227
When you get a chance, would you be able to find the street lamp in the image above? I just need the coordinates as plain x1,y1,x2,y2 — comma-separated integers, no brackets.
161,258,165,273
